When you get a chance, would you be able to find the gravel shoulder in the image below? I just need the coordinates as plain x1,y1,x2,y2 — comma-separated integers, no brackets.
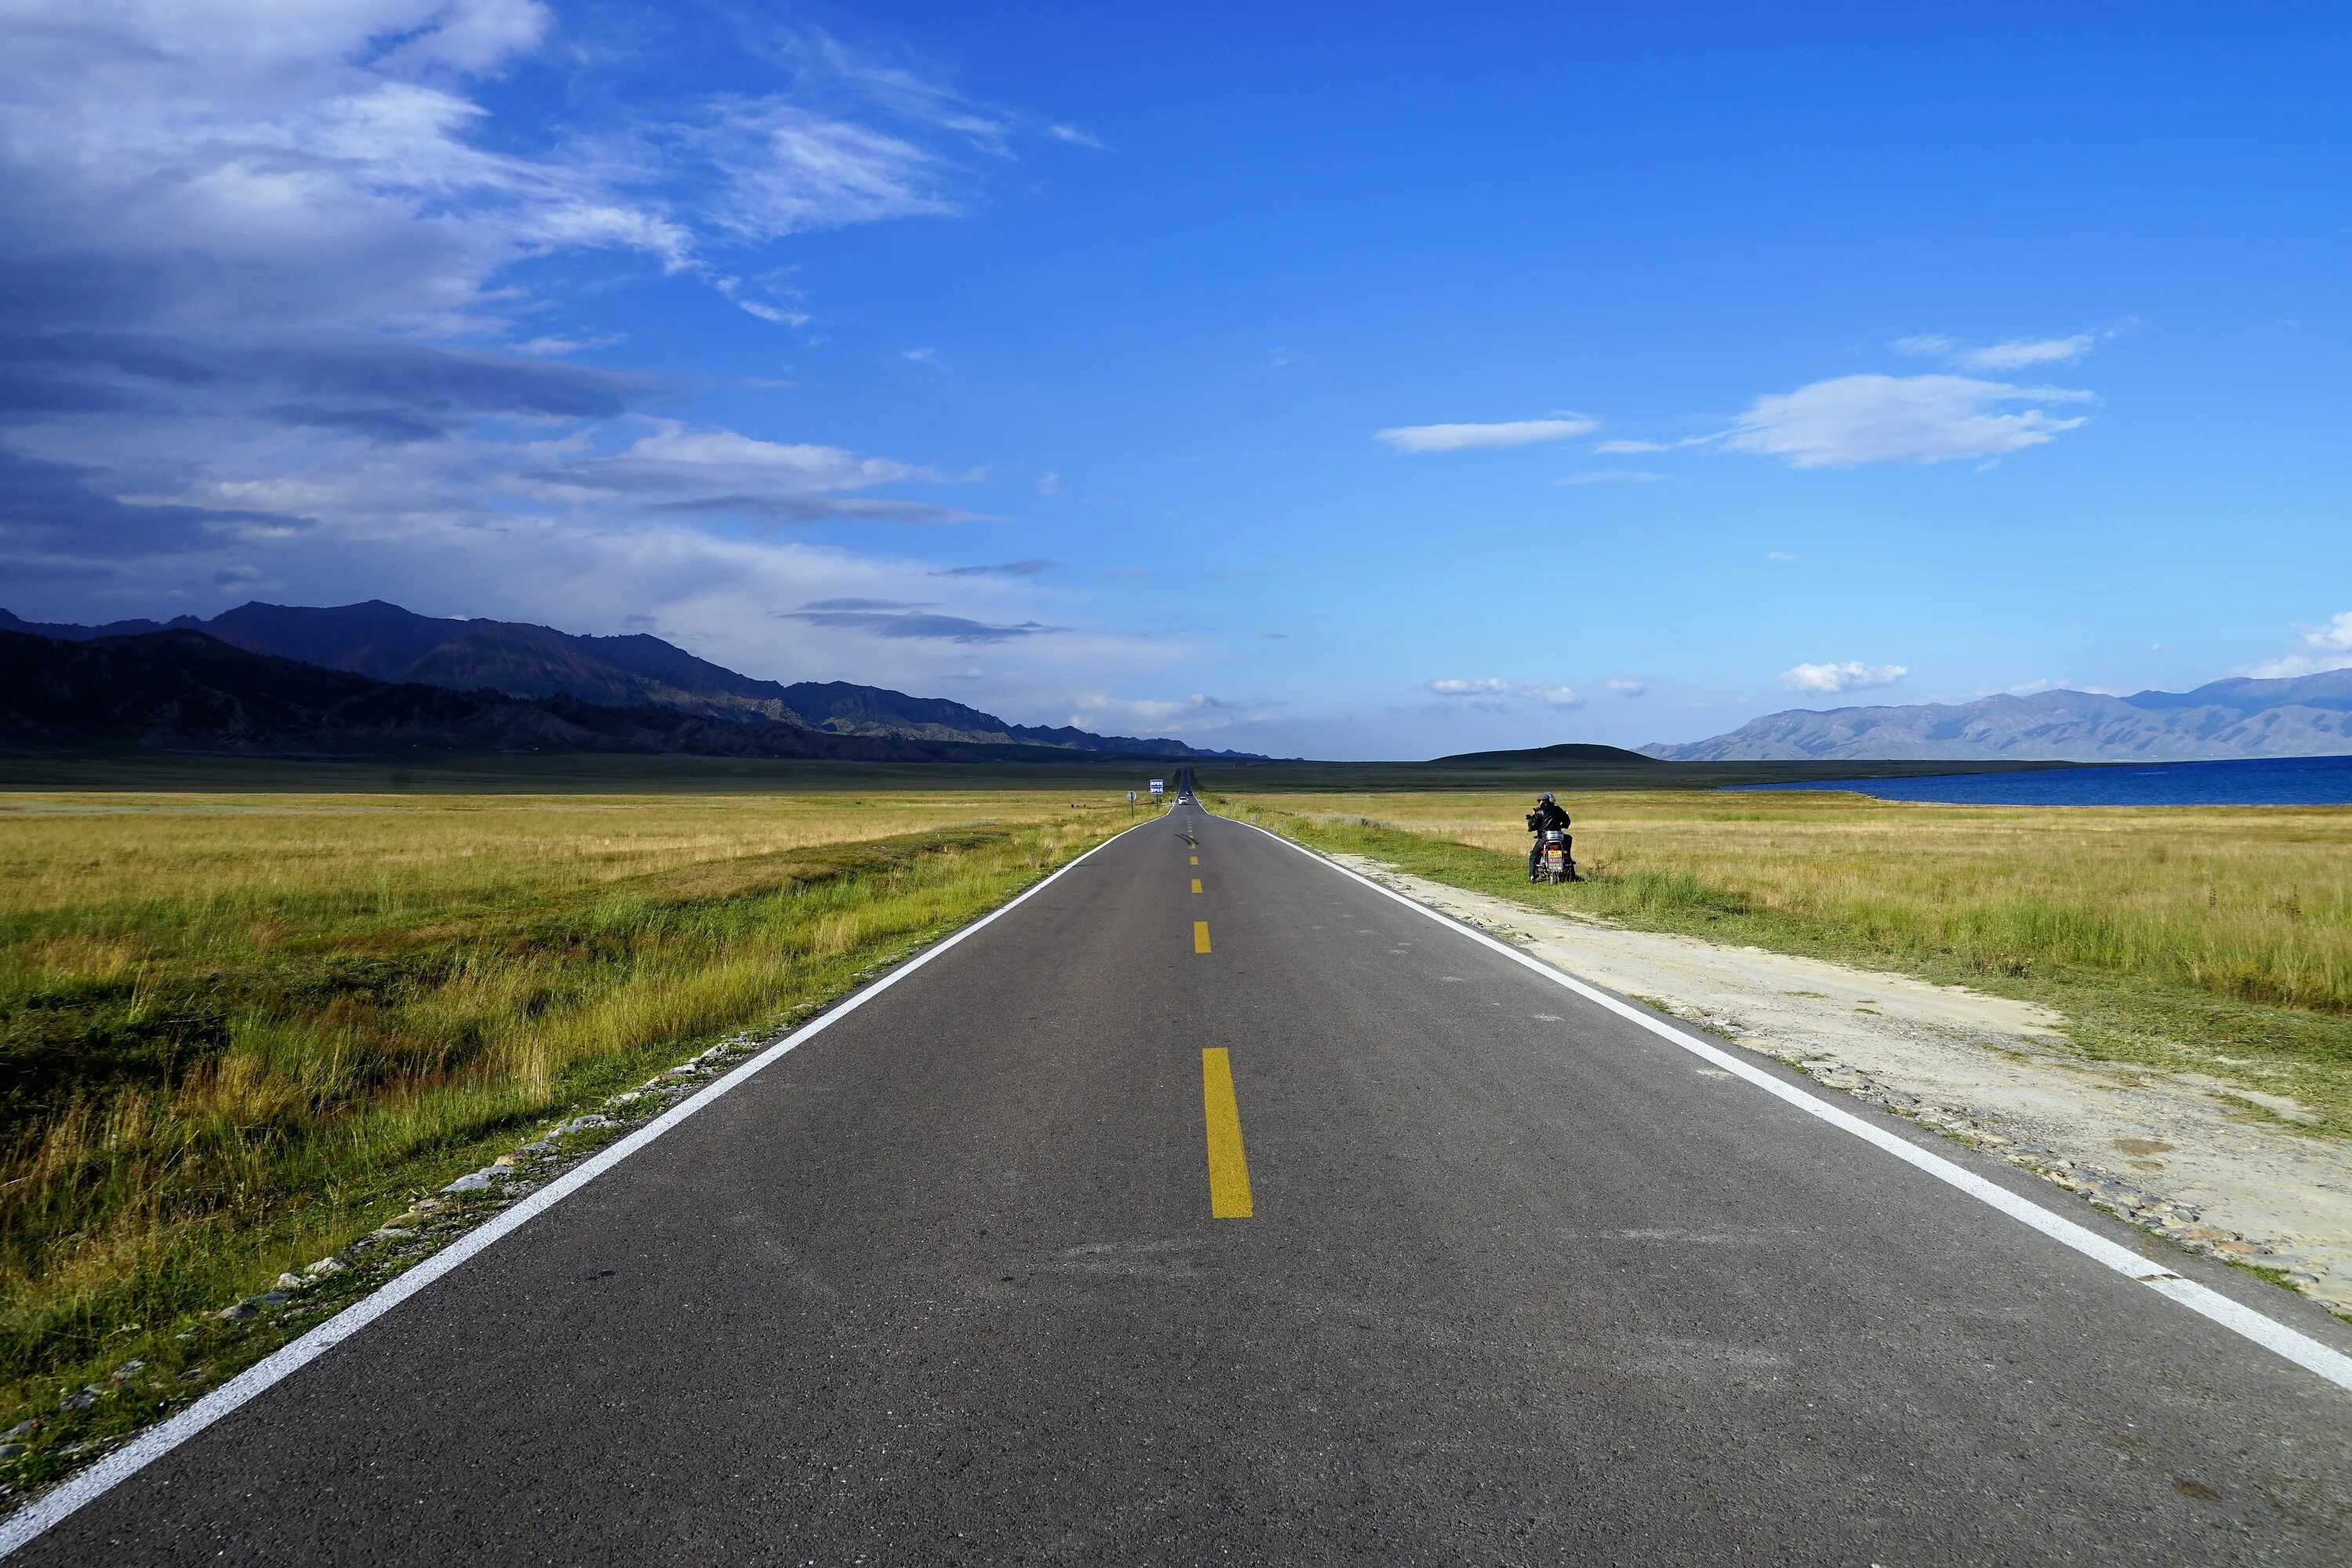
1330,851,2352,1320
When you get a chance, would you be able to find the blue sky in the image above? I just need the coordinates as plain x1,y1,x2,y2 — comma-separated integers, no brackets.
4,2,2348,757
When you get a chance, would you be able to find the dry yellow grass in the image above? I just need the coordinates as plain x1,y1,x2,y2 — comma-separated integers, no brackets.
0,788,1124,1410
1215,787,2352,1127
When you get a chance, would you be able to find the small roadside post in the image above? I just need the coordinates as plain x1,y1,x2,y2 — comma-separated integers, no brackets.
1127,789,1138,821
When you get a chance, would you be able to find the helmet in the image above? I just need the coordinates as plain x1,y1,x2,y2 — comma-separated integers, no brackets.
1537,793,1555,804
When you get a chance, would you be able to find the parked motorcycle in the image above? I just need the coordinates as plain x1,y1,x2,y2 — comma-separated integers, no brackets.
1532,827,1577,884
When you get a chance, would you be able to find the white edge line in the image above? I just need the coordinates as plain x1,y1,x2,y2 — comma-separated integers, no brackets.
1216,808,2352,1396
0,816,1153,1558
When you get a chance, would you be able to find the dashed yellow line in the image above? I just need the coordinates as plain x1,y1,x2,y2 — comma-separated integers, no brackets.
1193,920,1211,953
1189,855,1198,866
1200,1047,1254,1218
1191,877,1203,894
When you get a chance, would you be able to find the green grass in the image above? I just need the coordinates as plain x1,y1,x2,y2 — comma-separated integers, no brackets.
0,786,1131,1456
1206,787,2352,1138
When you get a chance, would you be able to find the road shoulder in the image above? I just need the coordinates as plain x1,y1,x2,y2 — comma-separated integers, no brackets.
1321,847,2352,1324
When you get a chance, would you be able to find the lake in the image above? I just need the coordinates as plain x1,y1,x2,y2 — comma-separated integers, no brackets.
1730,753,2352,807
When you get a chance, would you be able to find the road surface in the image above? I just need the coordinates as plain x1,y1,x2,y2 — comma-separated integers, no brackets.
19,797,2352,1563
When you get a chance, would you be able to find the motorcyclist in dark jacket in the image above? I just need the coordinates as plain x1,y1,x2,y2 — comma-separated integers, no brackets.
1525,793,1576,881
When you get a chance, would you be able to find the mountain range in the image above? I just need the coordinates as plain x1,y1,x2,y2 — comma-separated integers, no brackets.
0,601,1253,760
1644,672,2352,762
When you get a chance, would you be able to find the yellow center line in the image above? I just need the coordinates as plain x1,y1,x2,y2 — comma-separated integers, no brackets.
1189,855,1198,865
1200,1047,1254,1218
1192,920,1211,953
1191,877,1203,894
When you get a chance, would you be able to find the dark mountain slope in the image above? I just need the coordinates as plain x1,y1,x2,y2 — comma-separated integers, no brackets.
7,600,1239,756
0,630,1060,762
0,608,203,641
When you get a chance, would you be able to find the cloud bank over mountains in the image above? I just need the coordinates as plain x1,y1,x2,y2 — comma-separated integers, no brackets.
0,0,1170,728
2247,611,2352,680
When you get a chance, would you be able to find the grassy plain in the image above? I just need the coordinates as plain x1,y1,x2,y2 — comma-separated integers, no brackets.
0,785,1131,1433
1205,785,2352,1135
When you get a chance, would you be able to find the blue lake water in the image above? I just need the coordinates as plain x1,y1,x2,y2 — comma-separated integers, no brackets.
1730,753,2352,807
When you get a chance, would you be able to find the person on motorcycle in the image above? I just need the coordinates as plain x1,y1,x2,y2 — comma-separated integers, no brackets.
1525,792,1577,881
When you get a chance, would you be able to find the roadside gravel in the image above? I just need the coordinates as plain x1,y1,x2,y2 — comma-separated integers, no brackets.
1333,851,2352,1320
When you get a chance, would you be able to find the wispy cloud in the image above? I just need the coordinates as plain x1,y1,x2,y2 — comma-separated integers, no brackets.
1721,375,2092,467
1893,328,2120,372
1377,416,1598,453
932,559,1055,577
2242,610,2352,679
703,102,960,241
1555,468,1664,485
1428,677,1583,708
1047,123,1106,149
1780,660,1909,696
1591,438,1668,454
1606,677,1649,698
1066,691,1248,734
779,605,1060,642
524,422,976,523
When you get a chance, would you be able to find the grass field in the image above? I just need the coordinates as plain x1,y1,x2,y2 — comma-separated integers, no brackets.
0,786,1134,1437
1205,786,2352,1136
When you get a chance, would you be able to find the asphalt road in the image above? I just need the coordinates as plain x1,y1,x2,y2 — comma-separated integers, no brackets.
22,797,2352,1563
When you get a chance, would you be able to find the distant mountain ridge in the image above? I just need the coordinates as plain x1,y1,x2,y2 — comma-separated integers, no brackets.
0,629,1093,760
0,601,1251,758
1644,672,2352,762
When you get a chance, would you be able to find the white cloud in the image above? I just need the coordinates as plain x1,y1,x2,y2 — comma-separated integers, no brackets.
0,11,1210,732
1046,123,1105,149
902,347,936,361
1893,331,2105,371
1766,550,1798,562
1780,660,1910,696
381,0,553,71
1954,336,2096,371
1606,677,1648,698
715,277,811,327
1591,438,1668,454
1428,677,1581,708
704,103,959,239
1376,416,1598,453
1065,691,1249,735
2242,610,2352,678
1721,375,2092,467
0,7,1022,343
1555,468,1663,485
517,420,975,521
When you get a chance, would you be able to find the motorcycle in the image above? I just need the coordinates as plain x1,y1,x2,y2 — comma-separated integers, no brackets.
1531,827,1577,884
